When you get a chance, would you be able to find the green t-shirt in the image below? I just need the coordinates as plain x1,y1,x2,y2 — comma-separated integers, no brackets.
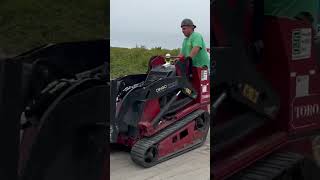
181,32,210,68
264,0,319,28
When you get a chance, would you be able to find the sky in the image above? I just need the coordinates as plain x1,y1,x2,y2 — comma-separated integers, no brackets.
110,0,210,49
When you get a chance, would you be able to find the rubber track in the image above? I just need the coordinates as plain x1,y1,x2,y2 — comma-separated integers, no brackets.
229,152,304,180
131,109,208,167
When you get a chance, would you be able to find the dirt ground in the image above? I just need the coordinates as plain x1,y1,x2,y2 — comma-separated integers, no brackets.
110,130,210,180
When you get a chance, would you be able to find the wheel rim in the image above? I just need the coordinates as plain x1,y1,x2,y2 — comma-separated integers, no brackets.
195,117,207,131
144,146,157,163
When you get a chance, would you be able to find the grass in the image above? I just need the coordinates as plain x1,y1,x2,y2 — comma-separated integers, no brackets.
111,47,179,79
0,0,108,56
0,1,179,79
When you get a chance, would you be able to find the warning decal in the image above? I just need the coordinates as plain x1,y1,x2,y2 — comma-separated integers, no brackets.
201,70,208,81
292,28,312,60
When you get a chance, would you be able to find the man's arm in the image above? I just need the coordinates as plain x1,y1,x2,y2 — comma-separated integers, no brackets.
189,46,201,58
189,33,203,58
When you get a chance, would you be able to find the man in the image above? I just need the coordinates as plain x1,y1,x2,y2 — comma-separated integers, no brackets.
178,18,210,70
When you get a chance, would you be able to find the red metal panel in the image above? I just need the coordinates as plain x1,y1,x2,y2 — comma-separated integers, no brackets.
158,121,196,158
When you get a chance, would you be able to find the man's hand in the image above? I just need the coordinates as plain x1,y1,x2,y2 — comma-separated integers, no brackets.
173,54,184,63
189,46,200,58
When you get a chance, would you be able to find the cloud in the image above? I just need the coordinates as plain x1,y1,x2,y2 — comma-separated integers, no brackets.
111,0,210,34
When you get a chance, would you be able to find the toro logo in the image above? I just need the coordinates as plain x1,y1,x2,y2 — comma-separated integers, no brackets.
156,85,167,93
294,104,320,119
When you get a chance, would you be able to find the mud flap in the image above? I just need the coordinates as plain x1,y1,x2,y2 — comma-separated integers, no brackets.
19,85,108,180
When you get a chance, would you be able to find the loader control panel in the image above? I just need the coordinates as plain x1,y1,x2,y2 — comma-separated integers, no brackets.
146,63,176,82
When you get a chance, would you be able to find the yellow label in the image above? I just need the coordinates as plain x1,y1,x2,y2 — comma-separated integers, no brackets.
184,88,192,95
242,84,259,103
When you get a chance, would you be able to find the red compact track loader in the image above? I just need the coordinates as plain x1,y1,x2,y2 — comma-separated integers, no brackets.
110,55,210,167
212,0,320,179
